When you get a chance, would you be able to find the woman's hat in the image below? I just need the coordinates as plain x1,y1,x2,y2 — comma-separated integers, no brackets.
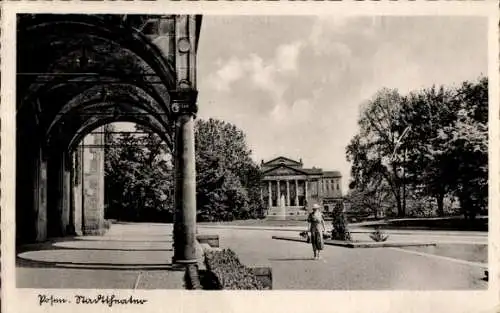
312,204,320,210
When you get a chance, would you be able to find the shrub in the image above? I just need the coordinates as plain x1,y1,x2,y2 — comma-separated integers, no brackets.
299,231,310,242
204,249,267,290
331,203,352,241
369,227,389,242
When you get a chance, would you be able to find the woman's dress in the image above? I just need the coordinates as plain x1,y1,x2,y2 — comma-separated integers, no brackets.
308,213,324,251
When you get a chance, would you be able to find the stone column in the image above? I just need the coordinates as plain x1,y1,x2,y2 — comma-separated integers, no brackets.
167,15,200,264
47,151,65,237
61,153,71,235
295,180,299,206
268,181,272,207
286,180,290,206
277,180,280,203
34,147,48,242
71,147,83,236
304,179,307,206
81,129,105,235
172,91,198,264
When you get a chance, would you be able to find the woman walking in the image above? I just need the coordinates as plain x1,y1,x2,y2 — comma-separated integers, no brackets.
307,204,326,260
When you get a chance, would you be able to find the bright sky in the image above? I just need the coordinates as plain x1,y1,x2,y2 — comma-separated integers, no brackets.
114,16,487,192
195,16,487,191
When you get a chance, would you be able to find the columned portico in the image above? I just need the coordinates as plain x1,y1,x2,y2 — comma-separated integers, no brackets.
264,176,310,220
16,14,203,253
260,157,343,220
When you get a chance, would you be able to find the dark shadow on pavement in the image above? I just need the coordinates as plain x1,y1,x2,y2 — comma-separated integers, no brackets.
16,257,184,272
51,247,173,252
269,257,314,261
18,244,172,253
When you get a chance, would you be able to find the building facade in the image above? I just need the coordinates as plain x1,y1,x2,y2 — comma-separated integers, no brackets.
260,157,343,220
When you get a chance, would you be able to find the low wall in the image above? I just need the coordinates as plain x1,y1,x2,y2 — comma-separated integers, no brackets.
199,242,272,290
196,234,220,248
250,267,273,289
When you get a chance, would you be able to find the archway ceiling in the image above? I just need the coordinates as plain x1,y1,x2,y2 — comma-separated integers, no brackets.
45,83,168,137
50,101,171,153
17,14,176,150
20,40,169,101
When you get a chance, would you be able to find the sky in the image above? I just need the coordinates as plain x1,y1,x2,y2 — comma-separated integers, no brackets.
194,15,487,191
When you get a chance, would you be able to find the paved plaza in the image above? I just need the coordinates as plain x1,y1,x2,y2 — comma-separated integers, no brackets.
17,223,487,290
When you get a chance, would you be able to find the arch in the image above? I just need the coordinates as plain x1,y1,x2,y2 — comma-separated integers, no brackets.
17,15,176,135
66,114,172,154
44,83,171,139
17,15,176,89
16,14,201,266
45,99,172,152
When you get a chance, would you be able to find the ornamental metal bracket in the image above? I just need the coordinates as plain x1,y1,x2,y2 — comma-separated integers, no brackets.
170,89,198,116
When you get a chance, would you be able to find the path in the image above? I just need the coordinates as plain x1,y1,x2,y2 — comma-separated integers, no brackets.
197,226,487,290
17,223,488,289
199,224,487,244
16,223,185,289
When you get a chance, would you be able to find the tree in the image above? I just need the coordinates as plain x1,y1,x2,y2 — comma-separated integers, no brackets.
443,77,488,219
401,86,460,216
104,124,174,222
195,118,263,221
402,77,487,219
346,76,488,220
344,178,394,220
346,88,408,217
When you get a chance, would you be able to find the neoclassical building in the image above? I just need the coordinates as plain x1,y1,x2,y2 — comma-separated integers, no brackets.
260,157,343,220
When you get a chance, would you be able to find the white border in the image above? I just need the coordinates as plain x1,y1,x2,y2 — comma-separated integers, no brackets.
2,2,499,313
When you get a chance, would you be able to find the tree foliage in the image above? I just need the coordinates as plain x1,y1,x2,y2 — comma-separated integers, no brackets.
346,88,409,217
104,124,174,222
104,118,263,222
346,76,488,220
195,118,263,221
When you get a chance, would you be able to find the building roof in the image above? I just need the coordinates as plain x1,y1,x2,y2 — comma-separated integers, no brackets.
261,156,302,168
323,171,342,178
302,168,323,175
260,156,341,178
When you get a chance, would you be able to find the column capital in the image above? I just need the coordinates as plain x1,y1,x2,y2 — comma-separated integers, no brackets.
170,89,198,116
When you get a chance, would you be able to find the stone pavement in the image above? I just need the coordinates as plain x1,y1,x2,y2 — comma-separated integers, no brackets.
197,227,488,290
199,224,487,244
16,223,185,289
17,223,488,290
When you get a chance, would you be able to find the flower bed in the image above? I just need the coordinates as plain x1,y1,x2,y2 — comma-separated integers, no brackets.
204,249,268,290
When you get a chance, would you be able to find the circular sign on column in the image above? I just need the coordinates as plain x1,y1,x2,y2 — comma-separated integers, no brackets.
171,102,180,113
178,38,191,53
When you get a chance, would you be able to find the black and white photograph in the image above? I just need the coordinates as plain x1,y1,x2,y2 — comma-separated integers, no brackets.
2,2,499,313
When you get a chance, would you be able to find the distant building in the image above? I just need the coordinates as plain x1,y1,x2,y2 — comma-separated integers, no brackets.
260,157,343,220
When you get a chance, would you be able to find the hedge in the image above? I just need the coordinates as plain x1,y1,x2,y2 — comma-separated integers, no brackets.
204,249,267,290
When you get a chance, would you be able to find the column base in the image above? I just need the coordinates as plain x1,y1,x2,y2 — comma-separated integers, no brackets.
171,257,198,271
173,258,198,264
65,225,82,236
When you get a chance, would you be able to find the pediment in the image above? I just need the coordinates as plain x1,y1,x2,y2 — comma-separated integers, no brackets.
263,156,302,167
263,165,307,176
